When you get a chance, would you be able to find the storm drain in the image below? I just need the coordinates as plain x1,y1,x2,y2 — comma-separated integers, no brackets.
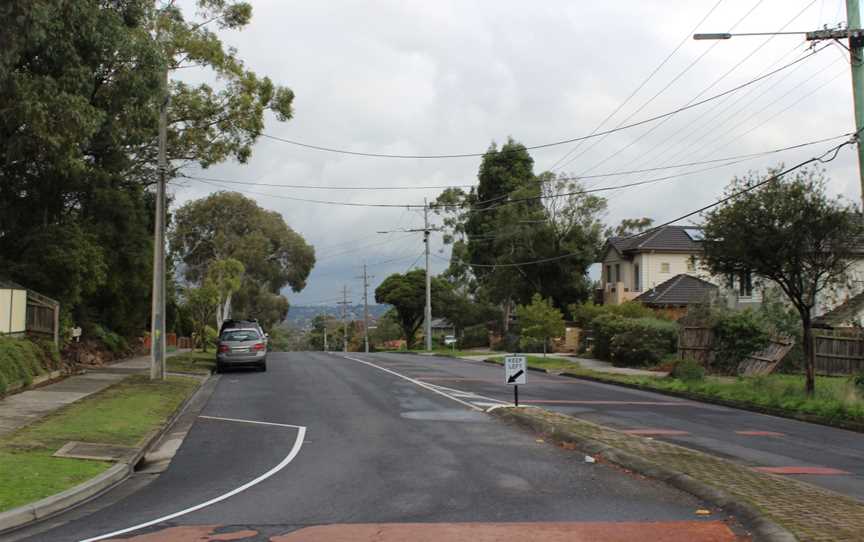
53,441,137,462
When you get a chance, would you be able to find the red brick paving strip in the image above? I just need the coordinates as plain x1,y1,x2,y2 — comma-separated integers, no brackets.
106,525,258,541
622,429,691,436
493,407,864,542
269,521,740,542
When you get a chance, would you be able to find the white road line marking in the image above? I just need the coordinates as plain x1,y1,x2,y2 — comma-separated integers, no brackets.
421,381,507,405
198,415,305,429
79,425,307,542
342,355,483,412
471,402,504,408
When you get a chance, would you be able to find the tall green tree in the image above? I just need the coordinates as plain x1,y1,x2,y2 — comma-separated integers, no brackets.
516,294,565,357
374,269,455,349
0,0,296,337
170,192,315,329
434,139,606,328
701,167,864,396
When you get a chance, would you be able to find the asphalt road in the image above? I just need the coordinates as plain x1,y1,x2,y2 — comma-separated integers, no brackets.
9,351,742,542
360,352,864,501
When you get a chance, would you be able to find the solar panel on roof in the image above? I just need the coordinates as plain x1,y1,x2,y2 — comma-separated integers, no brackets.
683,227,704,241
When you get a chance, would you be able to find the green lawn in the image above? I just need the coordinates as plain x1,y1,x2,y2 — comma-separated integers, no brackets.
0,375,198,512
167,350,216,375
486,354,864,424
486,355,577,372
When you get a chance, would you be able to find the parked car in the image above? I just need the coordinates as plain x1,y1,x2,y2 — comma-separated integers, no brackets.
220,318,268,345
216,327,267,372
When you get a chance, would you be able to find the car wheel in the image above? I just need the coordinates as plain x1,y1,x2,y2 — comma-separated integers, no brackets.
215,362,223,374
258,361,267,372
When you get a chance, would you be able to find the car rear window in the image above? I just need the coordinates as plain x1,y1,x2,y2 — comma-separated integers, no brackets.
221,330,261,342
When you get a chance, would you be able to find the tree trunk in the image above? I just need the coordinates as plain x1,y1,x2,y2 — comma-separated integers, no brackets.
502,298,512,332
543,338,547,358
801,311,815,397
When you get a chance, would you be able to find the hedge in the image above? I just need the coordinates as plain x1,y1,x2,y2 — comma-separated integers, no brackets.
0,337,60,395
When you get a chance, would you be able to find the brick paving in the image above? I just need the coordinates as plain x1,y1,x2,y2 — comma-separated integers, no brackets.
498,407,864,542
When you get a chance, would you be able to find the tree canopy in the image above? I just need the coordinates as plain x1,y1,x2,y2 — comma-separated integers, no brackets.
701,166,864,395
516,294,565,356
171,192,315,329
434,138,606,327
0,0,295,338
374,269,455,349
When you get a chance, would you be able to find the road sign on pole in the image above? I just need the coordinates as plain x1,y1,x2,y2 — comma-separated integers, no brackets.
505,355,526,406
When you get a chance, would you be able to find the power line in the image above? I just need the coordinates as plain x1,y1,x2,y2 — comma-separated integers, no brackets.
180,135,836,192
566,1,821,177
434,136,855,269
545,0,727,171
552,0,767,173
182,133,850,211
259,47,817,161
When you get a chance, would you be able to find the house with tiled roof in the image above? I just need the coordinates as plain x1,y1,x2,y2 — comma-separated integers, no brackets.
598,225,758,310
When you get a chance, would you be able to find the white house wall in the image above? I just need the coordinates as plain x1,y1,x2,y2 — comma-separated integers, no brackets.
0,289,26,334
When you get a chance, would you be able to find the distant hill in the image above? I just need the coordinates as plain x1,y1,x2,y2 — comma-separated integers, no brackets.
284,304,390,329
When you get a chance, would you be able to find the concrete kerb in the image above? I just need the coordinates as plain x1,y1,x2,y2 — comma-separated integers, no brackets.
0,372,213,535
490,406,797,542
480,358,864,434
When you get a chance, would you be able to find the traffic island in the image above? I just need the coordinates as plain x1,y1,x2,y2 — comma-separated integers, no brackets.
491,406,864,542
0,374,203,533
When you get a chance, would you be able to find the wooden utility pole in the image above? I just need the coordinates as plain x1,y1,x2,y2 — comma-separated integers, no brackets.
424,201,432,352
338,286,350,352
358,263,373,353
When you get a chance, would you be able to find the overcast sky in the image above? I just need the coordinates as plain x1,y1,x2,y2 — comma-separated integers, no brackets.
170,0,860,306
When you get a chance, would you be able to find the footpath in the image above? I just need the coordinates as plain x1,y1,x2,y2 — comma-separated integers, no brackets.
0,351,188,439
0,349,204,533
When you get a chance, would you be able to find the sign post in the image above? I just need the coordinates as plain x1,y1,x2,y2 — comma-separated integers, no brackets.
504,355,526,406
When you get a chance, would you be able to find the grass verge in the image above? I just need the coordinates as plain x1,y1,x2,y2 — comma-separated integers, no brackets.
167,350,216,375
486,355,864,425
0,337,61,395
388,348,497,358
0,375,198,512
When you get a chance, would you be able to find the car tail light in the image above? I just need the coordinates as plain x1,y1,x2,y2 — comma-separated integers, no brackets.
252,342,265,351
218,344,230,353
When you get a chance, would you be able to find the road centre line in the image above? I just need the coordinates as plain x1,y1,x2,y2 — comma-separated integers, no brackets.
342,355,487,411
198,415,305,429
79,423,307,542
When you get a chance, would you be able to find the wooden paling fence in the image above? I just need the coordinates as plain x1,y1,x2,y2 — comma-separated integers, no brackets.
677,325,792,376
813,329,864,376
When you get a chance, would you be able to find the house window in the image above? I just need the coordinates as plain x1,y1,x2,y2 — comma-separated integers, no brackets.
660,262,670,273
606,265,612,284
739,271,753,297
633,264,640,292
687,258,696,272
615,264,621,283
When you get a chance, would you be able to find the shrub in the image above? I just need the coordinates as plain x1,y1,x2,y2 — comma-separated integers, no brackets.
0,337,54,394
670,358,705,382
92,324,129,354
459,324,489,349
713,310,770,375
570,301,656,328
609,318,678,367
853,373,864,395
591,313,631,361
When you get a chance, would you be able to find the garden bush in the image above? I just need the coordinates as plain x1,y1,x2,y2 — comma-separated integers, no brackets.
591,313,632,361
91,324,129,354
608,318,678,367
459,323,489,349
712,309,770,374
0,337,57,394
670,358,705,382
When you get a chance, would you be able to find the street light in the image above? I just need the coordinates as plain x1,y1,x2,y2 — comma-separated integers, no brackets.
693,0,864,206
